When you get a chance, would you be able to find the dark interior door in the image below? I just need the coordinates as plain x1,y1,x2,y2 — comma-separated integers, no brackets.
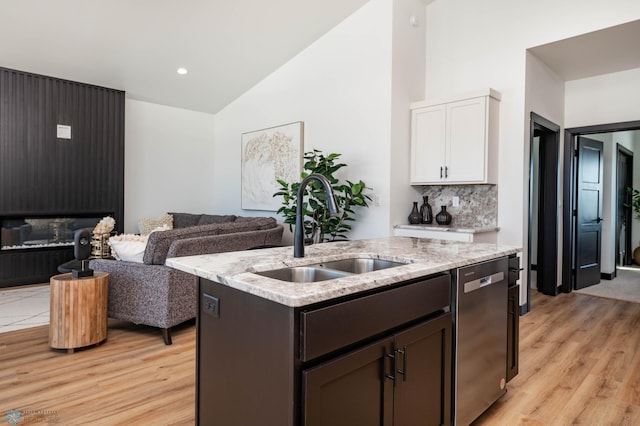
575,136,604,289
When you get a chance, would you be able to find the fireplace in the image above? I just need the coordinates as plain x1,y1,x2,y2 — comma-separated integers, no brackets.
0,213,114,288
1,215,108,250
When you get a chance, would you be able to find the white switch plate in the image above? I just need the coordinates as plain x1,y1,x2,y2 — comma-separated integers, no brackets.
374,194,381,206
452,196,459,207
57,124,71,139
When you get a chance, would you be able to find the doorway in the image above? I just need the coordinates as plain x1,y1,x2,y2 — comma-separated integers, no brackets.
528,113,560,304
617,145,633,267
562,121,640,293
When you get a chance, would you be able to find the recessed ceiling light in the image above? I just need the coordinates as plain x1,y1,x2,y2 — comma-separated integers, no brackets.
177,67,188,75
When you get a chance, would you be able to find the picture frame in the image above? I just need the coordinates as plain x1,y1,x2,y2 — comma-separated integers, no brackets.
241,121,304,211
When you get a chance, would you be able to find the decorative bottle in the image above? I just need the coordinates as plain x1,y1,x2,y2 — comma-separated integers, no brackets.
435,205,452,225
420,195,433,224
408,202,422,224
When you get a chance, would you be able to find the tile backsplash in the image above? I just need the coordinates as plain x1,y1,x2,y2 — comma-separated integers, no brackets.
418,185,497,228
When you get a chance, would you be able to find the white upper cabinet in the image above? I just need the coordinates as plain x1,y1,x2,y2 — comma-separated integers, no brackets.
410,89,500,185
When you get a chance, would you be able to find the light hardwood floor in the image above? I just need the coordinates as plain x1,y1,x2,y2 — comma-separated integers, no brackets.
1,292,640,425
0,319,196,425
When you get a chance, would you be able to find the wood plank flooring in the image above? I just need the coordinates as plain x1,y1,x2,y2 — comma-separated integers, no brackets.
1,291,640,425
0,319,196,425
475,291,640,425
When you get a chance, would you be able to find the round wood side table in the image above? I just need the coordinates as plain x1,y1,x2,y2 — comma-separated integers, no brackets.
49,271,109,353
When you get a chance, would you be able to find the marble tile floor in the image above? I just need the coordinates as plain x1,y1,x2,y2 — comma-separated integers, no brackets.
0,284,49,333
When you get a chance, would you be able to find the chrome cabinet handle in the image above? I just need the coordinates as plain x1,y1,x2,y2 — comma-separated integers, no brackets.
440,166,443,178
445,166,448,178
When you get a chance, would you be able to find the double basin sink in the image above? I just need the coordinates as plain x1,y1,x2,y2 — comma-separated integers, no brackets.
254,258,407,283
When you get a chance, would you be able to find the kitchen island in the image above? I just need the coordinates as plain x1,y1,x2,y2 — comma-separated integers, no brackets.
167,236,519,425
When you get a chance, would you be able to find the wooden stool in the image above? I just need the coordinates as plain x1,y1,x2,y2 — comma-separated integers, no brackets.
49,271,109,353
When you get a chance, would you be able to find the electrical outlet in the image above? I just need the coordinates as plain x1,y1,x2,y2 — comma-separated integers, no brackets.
452,196,460,207
203,293,220,318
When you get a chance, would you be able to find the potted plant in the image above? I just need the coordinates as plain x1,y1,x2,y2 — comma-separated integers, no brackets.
274,149,371,242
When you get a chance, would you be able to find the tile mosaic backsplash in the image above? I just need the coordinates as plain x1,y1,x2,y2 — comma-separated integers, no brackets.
418,185,497,228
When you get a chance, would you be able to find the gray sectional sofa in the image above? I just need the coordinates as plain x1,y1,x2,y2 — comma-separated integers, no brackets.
89,214,283,344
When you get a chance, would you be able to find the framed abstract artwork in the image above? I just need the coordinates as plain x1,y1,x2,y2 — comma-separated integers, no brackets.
241,121,303,211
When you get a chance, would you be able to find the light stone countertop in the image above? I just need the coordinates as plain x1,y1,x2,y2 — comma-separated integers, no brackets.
166,236,519,308
394,224,500,234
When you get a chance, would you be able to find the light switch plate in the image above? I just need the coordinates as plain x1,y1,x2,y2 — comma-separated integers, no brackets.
56,124,71,139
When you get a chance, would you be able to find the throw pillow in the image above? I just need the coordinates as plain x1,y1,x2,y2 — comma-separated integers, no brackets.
138,213,173,235
108,234,149,263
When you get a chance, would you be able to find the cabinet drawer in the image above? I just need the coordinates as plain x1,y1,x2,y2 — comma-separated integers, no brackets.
300,274,450,362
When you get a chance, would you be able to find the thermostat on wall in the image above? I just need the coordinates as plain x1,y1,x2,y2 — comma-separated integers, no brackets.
56,124,71,139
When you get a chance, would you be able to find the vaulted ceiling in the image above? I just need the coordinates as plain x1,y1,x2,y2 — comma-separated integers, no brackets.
0,0,368,114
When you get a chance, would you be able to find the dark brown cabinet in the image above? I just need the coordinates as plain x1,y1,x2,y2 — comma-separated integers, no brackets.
196,273,452,426
303,314,452,426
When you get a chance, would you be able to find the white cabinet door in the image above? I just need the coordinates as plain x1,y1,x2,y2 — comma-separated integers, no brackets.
446,97,487,183
411,105,446,184
410,89,499,185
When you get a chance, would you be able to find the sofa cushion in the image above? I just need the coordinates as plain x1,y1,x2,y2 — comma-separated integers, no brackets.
143,217,278,265
198,214,237,226
109,234,149,263
170,213,202,229
170,213,238,228
139,213,173,235
215,217,277,235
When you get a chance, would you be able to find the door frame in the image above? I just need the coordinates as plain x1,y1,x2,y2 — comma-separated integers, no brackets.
528,113,560,303
616,144,633,267
562,120,640,293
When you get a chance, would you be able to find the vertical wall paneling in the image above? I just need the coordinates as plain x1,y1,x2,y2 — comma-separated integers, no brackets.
0,67,125,287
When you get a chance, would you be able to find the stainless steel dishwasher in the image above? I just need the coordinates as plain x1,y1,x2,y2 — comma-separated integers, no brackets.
453,256,508,425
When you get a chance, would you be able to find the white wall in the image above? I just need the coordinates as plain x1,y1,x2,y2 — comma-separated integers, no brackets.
565,68,640,127
524,52,565,288
390,0,428,229
213,0,396,244
124,99,216,233
425,0,640,306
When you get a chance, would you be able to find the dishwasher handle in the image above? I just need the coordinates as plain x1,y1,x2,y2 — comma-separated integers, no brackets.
463,272,505,293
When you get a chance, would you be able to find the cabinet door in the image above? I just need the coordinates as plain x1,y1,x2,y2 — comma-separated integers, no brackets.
507,284,520,382
445,97,488,183
303,337,395,426
411,104,446,184
393,314,452,426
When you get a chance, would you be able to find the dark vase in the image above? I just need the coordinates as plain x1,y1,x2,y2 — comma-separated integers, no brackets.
435,205,452,225
408,202,422,224
420,196,433,224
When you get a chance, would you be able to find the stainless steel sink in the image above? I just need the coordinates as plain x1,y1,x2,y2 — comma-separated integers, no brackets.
253,257,407,283
318,258,406,274
254,266,349,283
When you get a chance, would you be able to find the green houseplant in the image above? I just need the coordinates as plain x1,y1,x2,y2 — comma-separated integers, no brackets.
274,149,371,242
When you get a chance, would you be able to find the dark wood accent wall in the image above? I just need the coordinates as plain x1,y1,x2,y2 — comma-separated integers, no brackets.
0,67,125,287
